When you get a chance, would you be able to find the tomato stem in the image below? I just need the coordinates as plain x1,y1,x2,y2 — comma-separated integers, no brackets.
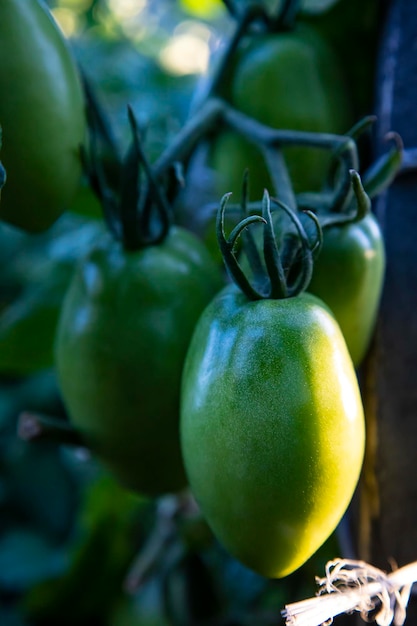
153,97,360,222
154,98,224,177
207,4,269,100
82,76,363,252
222,105,359,169
260,145,297,211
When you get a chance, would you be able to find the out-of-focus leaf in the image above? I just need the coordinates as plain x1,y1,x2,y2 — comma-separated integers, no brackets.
0,607,30,626
0,370,64,437
0,223,28,268
4,440,78,541
0,215,105,375
111,579,170,626
0,528,68,591
163,551,221,626
301,0,341,14
0,391,19,433
24,473,144,625
215,547,267,611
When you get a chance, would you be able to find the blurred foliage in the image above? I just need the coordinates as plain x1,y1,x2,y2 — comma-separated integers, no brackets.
0,0,381,624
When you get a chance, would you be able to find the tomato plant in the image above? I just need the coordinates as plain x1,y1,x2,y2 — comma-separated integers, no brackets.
0,0,86,232
181,193,365,578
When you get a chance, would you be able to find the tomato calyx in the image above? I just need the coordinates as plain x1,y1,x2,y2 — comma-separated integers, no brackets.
119,107,172,250
362,131,403,198
217,177,321,300
83,91,172,251
297,120,403,221
310,169,371,230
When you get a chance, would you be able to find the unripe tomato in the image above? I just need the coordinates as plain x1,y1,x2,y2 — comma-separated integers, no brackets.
211,25,353,197
55,227,223,496
308,212,385,367
181,285,364,578
0,0,86,232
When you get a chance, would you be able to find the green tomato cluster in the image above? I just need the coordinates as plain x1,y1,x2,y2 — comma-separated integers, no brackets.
0,0,388,586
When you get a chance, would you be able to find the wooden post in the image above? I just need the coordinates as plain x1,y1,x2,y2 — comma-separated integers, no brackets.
359,0,417,621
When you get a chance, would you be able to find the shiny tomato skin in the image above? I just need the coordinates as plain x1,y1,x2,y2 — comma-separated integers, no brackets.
0,0,86,232
308,213,385,367
181,285,365,578
55,227,223,496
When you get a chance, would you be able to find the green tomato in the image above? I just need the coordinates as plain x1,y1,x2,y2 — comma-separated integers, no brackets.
0,0,86,232
211,25,353,197
181,285,365,578
308,212,385,367
55,227,223,496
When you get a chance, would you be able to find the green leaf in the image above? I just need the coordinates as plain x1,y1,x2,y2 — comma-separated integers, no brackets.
301,0,341,14
0,607,29,626
24,473,144,624
4,441,78,541
0,215,105,375
0,528,68,591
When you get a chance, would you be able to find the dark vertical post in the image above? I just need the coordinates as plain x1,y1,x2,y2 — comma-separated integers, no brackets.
360,1,417,621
